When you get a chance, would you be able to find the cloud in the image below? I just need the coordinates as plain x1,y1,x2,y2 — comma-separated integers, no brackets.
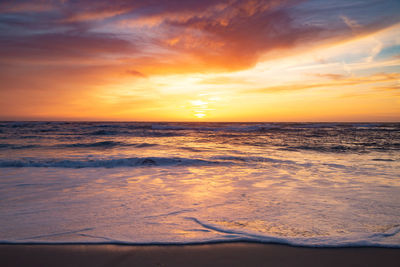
365,39,383,63
312,73,347,80
126,69,147,78
340,15,361,31
248,72,400,94
198,76,252,85
149,0,323,70
0,1,56,13
62,9,128,22
0,33,135,63
1,0,399,73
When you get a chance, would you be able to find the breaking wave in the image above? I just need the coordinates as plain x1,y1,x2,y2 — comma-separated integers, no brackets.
0,157,223,168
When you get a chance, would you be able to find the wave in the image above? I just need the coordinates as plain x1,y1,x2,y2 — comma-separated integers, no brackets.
0,141,159,150
281,144,400,153
0,155,301,168
150,123,279,132
0,157,222,168
87,130,126,136
63,141,127,148
212,155,297,165
1,219,399,247
64,141,158,149
86,129,183,137
180,217,400,247
135,143,158,148
372,158,395,162
287,145,353,152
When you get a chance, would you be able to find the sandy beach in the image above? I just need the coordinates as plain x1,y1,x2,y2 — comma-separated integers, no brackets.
1,243,400,267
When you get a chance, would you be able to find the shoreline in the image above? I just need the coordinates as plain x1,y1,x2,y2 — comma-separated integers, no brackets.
2,242,400,267
1,239,400,248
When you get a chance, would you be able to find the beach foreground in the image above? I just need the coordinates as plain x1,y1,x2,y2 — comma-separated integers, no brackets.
1,243,400,267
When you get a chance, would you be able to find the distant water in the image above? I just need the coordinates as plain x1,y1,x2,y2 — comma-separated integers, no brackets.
0,122,400,247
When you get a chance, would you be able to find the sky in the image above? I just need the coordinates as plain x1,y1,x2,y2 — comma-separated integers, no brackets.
0,0,399,122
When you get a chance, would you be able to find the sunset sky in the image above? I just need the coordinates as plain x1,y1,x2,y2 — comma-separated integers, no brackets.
0,0,399,121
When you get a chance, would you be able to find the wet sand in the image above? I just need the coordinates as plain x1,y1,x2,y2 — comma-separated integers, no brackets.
1,243,400,267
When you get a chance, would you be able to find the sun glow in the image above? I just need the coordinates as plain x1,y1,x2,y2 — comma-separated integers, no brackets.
190,99,209,119
194,113,206,119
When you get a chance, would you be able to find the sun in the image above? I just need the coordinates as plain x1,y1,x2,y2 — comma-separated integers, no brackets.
190,99,208,119
194,113,206,119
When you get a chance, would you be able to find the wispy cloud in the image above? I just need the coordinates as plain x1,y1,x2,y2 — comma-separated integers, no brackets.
340,15,361,31
248,72,400,94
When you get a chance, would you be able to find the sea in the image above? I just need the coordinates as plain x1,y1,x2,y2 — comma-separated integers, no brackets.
0,121,399,247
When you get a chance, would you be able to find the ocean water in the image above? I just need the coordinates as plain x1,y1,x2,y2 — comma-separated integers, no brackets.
0,121,399,247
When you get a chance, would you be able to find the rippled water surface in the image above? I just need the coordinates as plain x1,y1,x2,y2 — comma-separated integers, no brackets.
0,122,399,246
